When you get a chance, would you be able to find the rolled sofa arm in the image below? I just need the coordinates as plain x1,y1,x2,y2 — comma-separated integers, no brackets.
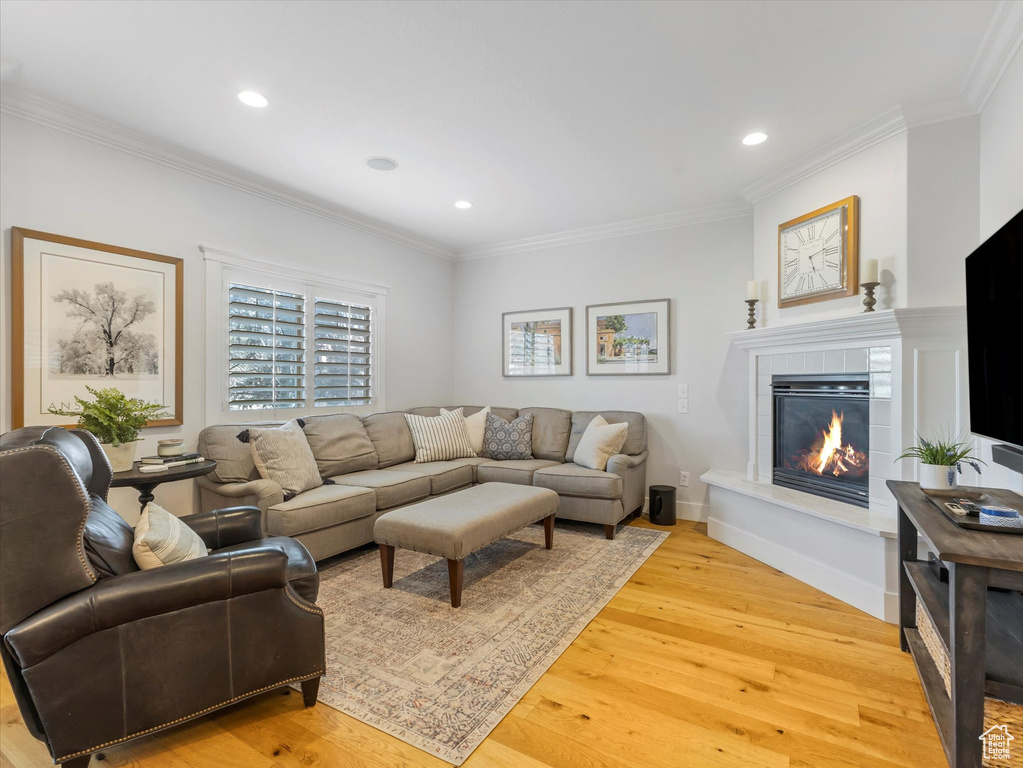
606,450,648,475
196,475,284,518
607,450,649,516
5,548,290,669
182,506,263,550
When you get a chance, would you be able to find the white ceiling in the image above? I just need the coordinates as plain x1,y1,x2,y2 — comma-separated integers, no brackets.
0,0,1011,257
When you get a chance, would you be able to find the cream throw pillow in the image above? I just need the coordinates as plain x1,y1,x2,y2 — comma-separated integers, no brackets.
133,502,208,570
248,419,322,498
574,415,629,471
441,406,491,454
405,408,477,463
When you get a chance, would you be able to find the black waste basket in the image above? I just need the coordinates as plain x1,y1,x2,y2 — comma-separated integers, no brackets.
648,485,677,526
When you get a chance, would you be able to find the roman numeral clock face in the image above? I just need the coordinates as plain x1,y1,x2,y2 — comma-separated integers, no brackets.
778,197,857,307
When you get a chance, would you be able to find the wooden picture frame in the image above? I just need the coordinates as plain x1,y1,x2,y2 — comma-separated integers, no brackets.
502,307,572,377
11,228,183,429
585,298,670,376
777,195,859,308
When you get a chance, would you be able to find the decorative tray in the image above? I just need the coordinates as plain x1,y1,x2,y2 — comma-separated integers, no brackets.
924,489,1023,535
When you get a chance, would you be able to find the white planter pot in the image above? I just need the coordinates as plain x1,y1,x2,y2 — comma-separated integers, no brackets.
100,440,140,473
919,463,957,491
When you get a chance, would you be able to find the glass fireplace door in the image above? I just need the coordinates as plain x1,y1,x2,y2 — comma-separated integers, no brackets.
772,374,870,507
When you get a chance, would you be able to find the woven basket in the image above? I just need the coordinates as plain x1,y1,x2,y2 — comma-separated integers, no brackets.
916,602,1022,767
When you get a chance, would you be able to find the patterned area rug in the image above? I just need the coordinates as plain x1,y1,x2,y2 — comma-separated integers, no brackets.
314,521,667,765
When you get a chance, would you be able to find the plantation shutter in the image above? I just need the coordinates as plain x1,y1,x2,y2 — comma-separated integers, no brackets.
313,295,373,407
227,283,307,410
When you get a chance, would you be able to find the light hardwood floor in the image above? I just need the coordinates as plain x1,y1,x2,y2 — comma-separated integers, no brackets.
1,520,944,768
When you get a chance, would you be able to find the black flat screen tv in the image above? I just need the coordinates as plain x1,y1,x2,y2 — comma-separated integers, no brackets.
965,208,1023,462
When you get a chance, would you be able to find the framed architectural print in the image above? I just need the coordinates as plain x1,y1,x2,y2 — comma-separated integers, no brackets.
502,307,572,376
585,299,670,376
778,195,859,307
11,228,183,429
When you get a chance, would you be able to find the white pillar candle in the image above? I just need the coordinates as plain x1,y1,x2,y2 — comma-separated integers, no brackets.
746,280,759,300
862,259,879,283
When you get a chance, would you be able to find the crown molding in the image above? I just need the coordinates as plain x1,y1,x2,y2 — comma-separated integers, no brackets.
455,200,752,261
962,0,1023,113
739,107,908,205
0,88,457,261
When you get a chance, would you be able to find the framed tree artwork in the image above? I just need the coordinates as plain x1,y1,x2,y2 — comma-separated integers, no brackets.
502,307,572,376
11,228,183,429
585,298,670,375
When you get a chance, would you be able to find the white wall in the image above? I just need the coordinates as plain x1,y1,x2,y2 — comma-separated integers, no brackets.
451,216,753,520
752,133,909,326
976,45,1023,493
906,116,979,308
0,113,456,521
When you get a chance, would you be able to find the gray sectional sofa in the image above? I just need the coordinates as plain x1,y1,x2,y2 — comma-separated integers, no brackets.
196,406,647,561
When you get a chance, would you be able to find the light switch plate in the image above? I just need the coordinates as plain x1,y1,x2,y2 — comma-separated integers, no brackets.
677,383,689,398
677,398,689,414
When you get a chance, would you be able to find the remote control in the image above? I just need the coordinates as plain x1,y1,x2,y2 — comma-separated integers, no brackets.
945,502,968,516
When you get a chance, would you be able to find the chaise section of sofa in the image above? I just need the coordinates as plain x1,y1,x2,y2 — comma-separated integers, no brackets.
197,404,649,559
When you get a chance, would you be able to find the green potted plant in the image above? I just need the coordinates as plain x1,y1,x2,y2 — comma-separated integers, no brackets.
897,432,984,491
48,386,168,472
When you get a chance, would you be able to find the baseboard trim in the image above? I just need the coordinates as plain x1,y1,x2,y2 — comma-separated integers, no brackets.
641,497,709,523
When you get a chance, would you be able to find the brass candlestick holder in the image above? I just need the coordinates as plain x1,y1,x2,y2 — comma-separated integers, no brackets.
745,299,759,329
861,281,880,312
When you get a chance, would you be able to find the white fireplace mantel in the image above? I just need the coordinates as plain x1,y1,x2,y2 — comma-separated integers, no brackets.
705,305,968,622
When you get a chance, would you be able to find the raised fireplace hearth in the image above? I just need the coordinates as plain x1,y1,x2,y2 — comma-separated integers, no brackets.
772,373,870,508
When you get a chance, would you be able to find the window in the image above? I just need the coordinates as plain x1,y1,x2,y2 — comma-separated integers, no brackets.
204,248,386,421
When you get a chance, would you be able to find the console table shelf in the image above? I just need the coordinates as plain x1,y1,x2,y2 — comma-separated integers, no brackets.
888,480,1023,768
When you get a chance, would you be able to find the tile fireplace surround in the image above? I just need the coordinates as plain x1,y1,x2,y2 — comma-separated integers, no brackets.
702,307,967,622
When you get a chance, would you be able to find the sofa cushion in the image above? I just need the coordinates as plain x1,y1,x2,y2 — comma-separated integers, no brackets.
362,412,416,468
301,413,378,477
331,470,431,510
533,463,623,500
198,422,281,483
476,459,559,486
573,415,629,471
566,411,646,461
443,456,493,483
267,484,377,536
382,461,473,495
519,407,572,462
248,420,322,498
480,412,534,460
404,409,476,462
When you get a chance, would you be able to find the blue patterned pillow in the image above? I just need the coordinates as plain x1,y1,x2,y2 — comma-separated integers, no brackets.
480,412,534,460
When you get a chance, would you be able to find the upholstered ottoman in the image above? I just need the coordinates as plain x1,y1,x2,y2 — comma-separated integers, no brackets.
373,482,559,607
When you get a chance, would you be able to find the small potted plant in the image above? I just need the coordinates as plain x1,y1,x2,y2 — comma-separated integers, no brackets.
897,432,984,491
48,386,168,472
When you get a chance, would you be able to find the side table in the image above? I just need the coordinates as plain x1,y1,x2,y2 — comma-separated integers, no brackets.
111,460,218,513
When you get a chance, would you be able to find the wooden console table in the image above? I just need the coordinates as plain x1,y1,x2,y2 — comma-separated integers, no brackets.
888,480,1023,768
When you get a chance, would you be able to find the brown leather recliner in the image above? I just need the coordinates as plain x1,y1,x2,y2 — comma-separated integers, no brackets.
0,426,326,767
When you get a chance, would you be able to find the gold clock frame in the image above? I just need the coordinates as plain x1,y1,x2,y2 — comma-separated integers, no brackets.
777,195,859,308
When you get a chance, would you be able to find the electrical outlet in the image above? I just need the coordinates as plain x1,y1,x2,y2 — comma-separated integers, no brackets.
677,398,689,414
679,471,690,487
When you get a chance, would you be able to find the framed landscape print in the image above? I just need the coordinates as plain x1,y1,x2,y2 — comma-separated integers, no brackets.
11,228,183,429
502,307,572,377
586,298,670,376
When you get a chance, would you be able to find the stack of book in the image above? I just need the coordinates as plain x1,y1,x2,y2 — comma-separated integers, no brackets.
140,452,204,468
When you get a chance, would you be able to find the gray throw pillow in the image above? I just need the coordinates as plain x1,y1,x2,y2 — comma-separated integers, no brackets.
480,412,534,460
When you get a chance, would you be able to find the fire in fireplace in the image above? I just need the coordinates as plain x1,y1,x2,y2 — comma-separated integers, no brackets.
773,374,870,507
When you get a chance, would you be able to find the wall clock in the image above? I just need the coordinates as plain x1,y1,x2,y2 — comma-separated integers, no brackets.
778,195,859,307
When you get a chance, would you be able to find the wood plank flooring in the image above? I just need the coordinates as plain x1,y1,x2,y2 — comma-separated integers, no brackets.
1,520,944,768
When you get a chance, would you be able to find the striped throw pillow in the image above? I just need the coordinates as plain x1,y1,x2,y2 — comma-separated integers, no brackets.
441,405,491,454
132,502,208,570
573,415,629,471
404,408,476,463
248,419,322,499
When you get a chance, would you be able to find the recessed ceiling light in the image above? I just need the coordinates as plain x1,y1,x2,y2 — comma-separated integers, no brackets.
742,132,768,146
367,157,398,171
454,201,473,209
237,90,269,108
